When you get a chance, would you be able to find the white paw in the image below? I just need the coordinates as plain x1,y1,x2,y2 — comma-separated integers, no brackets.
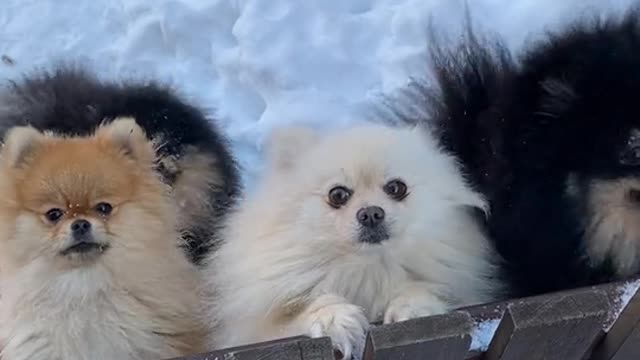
303,295,369,360
383,294,450,324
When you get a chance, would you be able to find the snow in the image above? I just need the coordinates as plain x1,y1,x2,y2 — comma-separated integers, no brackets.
469,317,501,352
0,0,636,189
604,279,640,332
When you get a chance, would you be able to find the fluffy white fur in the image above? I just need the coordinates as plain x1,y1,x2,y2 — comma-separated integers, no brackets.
202,124,503,359
0,259,201,360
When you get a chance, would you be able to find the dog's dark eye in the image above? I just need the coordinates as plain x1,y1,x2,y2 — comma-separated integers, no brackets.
328,186,352,208
384,179,408,201
95,202,113,216
45,208,64,223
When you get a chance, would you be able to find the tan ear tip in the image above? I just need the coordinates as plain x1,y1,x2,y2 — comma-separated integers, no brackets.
1,126,44,167
96,117,157,163
104,117,145,136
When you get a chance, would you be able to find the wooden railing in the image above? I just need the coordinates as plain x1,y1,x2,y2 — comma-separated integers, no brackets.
171,276,640,360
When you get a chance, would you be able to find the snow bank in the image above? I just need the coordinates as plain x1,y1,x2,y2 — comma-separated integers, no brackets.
0,0,636,188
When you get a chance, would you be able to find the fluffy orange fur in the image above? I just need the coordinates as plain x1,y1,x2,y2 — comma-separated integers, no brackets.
0,118,205,360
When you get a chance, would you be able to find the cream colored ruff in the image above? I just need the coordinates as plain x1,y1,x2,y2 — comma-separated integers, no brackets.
202,124,503,359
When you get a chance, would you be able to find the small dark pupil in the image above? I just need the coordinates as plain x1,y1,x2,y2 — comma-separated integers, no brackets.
47,209,62,221
97,203,112,214
330,188,350,205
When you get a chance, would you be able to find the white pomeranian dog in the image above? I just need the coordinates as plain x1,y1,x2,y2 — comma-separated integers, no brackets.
202,124,504,359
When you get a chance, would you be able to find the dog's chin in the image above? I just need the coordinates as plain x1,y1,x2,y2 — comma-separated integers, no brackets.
358,227,390,245
59,237,110,264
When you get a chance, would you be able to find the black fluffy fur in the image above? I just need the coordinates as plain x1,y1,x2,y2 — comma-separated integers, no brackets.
0,67,241,264
417,9,640,297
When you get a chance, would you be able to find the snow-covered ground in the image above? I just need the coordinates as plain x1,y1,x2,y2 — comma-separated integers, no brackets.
0,0,636,189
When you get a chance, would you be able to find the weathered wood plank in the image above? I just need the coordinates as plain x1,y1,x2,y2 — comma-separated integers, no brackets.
604,325,640,360
363,310,472,360
298,337,336,360
591,282,640,360
169,336,334,360
165,277,640,360
459,277,640,359
483,288,610,360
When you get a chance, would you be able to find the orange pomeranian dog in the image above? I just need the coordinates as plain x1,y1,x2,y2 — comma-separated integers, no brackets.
0,118,205,360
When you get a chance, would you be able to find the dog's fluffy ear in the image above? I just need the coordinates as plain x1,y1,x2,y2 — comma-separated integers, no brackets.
266,126,318,171
1,126,45,168
95,117,155,164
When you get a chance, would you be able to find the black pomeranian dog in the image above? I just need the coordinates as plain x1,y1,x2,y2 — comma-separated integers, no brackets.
415,8,640,297
0,66,241,264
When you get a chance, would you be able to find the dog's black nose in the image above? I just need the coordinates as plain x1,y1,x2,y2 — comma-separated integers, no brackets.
357,206,385,228
70,219,91,237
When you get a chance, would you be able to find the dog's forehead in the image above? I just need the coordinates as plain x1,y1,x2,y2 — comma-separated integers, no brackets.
33,172,111,203
20,156,136,206
306,130,425,186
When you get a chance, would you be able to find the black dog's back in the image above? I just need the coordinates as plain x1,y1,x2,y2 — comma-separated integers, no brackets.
422,27,515,198
0,67,241,263
419,9,640,297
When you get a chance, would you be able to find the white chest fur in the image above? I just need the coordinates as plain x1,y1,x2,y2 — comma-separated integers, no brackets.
0,266,181,360
312,251,407,322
